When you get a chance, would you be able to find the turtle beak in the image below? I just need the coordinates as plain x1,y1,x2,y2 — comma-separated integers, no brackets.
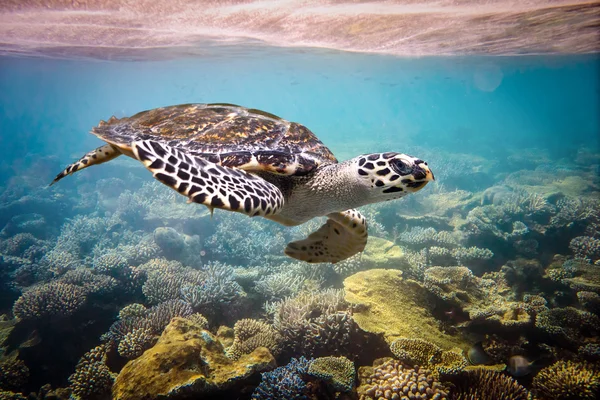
420,163,435,182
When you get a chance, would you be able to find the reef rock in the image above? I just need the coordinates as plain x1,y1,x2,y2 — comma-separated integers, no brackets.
112,317,275,400
343,269,470,351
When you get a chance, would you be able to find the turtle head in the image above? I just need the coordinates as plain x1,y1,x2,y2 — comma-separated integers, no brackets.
354,152,434,201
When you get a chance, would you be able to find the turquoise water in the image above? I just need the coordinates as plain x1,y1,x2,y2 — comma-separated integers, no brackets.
1,45,599,399
1,51,598,174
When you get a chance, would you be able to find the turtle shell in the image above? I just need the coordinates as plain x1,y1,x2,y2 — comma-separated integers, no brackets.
92,103,337,175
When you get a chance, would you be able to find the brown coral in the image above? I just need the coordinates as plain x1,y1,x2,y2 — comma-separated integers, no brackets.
446,368,529,400
226,318,280,360
532,360,600,400
357,358,449,400
390,337,442,366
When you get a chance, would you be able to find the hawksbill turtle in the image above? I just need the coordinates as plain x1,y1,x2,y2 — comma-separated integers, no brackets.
52,103,434,263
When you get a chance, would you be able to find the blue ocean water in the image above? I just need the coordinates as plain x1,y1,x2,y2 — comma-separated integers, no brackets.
1,44,599,399
1,50,598,178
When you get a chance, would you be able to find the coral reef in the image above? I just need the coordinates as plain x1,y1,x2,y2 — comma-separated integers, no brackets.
271,289,362,357
445,368,530,400
68,345,114,400
112,317,275,400
535,307,600,345
0,357,29,392
226,318,281,360
390,338,468,376
356,358,449,400
307,356,356,392
532,360,600,400
251,357,312,400
343,269,470,350
12,282,87,321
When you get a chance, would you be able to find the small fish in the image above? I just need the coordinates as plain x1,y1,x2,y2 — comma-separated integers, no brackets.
467,342,492,365
507,355,535,377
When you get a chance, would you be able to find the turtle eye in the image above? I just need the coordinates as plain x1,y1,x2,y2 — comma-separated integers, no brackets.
390,159,413,176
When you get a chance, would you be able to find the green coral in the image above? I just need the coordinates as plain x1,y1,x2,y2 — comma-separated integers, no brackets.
307,356,355,392
532,361,599,400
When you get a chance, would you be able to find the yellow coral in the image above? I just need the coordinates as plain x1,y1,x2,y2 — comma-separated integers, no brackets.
532,360,600,400
307,356,355,392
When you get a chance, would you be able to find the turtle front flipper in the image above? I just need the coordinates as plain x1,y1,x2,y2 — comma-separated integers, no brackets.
285,209,368,263
50,144,121,186
132,140,285,217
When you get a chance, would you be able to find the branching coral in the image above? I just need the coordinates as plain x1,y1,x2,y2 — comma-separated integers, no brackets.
68,345,114,400
357,358,449,400
307,356,355,392
271,289,357,356
12,281,87,320
570,236,600,262
397,227,459,250
117,327,155,359
446,368,529,400
532,361,599,400
226,319,281,361
0,358,29,391
535,307,600,344
59,268,117,295
254,270,305,301
251,357,312,400
92,252,128,276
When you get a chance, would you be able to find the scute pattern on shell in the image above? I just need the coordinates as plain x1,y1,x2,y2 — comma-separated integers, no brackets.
93,103,337,174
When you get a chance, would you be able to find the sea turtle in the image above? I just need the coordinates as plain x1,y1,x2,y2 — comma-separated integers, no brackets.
52,103,434,263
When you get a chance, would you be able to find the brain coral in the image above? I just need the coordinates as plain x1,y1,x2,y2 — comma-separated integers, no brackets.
446,368,529,400
532,360,599,400
357,358,449,400
307,356,356,392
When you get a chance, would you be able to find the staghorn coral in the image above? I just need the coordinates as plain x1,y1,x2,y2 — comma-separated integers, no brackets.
390,337,442,366
12,281,87,321
532,360,599,400
226,319,281,361
307,356,355,392
357,358,449,400
251,356,312,400
254,270,305,301
117,327,155,359
446,368,529,400
140,259,194,304
68,345,114,400
0,233,39,256
0,358,29,391
113,317,275,399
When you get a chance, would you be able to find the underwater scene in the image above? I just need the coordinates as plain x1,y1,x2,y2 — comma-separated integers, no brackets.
1,1,600,399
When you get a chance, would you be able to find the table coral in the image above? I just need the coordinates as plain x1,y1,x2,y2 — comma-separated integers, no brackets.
344,269,470,351
357,358,449,400
535,307,600,345
307,356,356,392
390,337,443,366
532,360,599,400
112,317,275,400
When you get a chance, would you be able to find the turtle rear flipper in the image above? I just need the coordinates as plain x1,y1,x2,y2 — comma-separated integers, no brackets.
50,144,121,186
132,140,285,217
285,209,368,263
